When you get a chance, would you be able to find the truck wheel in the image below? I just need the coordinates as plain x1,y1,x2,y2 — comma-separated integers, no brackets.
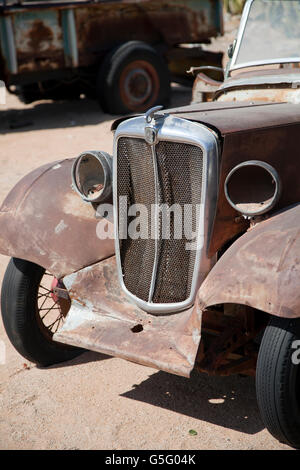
97,41,170,114
1,258,83,367
256,316,300,448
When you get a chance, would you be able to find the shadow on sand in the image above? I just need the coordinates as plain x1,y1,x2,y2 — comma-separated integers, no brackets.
0,85,192,134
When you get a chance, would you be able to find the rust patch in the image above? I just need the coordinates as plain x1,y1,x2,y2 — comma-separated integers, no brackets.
197,204,300,319
53,256,203,378
27,20,53,51
167,102,300,255
0,159,115,278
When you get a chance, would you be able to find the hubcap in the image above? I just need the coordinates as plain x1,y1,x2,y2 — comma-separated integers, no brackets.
119,60,160,111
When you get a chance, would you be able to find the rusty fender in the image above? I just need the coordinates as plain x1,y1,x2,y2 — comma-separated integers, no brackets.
0,159,114,278
197,204,300,319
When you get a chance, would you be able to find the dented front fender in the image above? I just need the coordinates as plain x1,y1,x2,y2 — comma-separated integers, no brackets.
0,159,115,278
197,204,300,319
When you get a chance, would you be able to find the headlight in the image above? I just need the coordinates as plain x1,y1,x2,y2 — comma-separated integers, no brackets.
224,160,281,217
71,150,112,203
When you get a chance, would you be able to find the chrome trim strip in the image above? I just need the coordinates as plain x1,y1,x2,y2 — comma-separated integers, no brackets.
113,115,219,314
148,144,160,303
230,0,253,71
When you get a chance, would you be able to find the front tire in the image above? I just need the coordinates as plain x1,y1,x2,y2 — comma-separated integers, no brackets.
1,258,82,366
256,316,300,448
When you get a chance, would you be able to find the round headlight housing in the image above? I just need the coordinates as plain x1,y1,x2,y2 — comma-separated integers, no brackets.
224,160,281,217
71,150,112,203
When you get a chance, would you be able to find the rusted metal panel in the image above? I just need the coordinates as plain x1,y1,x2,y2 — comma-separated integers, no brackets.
54,256,203,378
111,100,281,130
0,0,223,75
217,88,300,104
167,100,300,135
191,71,223,102
0,159,115,278
215,69,300,104
197,204,300,319
75,1,222,67
192,72,223,92
13,9,65,72
217,69,300,93
209,120,300,254
164,101,300,254
75,4,161,67
193,68,300,104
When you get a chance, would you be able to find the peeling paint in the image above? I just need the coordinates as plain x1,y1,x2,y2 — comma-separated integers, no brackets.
0,159,115,279
55,219,68,235
192,328,200,345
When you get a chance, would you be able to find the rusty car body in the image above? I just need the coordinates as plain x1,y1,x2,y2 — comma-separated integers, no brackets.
0,0,223,113
1,0,300,449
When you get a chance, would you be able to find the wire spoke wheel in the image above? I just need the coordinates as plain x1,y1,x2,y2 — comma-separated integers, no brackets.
1,258,82,366
36,271,71,339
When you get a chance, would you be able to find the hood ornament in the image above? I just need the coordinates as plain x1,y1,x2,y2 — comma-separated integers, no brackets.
144,105,164,145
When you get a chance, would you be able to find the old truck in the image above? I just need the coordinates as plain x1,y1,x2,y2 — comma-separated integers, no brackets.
0,0,223,113
1,0,300,449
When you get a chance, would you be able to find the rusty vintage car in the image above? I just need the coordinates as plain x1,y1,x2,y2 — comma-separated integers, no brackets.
1,0,300,449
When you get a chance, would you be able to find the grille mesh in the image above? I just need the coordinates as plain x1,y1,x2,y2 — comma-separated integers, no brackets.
117,137,203,305
153,142,203,303
117,137,155,301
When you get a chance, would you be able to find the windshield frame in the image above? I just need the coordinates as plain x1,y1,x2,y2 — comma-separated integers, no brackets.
230,0,300,72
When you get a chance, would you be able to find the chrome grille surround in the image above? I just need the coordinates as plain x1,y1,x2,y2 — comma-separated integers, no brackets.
113,114,219,314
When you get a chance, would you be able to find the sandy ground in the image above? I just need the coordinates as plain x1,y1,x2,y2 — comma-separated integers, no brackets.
0,14,290,450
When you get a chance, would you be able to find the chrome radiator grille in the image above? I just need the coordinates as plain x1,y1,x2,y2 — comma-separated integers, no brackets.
114,114,218,314
117,137,203,304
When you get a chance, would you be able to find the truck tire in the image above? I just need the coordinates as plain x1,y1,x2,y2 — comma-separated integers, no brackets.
97,41,170,114
256,315,300,448
1,258,83,367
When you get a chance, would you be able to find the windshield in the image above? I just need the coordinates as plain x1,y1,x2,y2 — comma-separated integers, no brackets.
231,0,300,70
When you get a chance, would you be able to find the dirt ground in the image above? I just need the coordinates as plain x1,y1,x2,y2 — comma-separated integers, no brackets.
0,13,290,450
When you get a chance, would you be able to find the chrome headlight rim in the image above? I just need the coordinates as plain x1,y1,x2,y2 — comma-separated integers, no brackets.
224,160,282,217
71,150,113,203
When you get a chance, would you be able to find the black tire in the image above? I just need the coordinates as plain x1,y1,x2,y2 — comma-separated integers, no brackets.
97,41,170,114
17,84,40,104
18,82,81,104
1,258,83,367
256,315,300,448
